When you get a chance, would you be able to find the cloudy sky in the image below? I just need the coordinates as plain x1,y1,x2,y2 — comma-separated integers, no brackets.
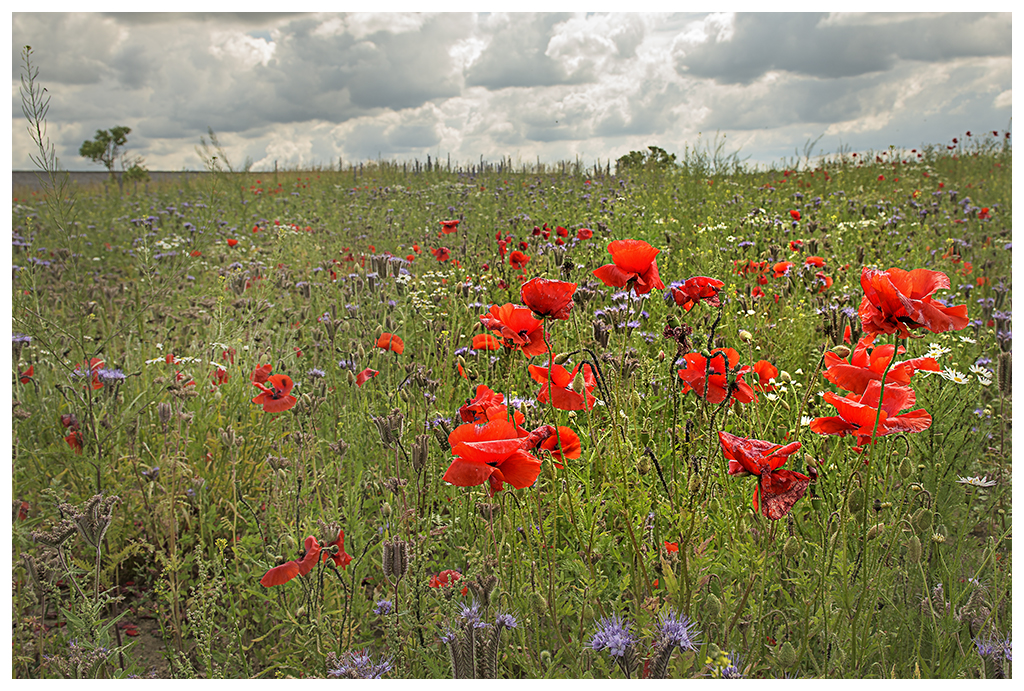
9,9,1014,172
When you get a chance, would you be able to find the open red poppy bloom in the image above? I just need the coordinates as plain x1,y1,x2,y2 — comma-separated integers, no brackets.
789,210,801,221
355,368,378,387
458,384,525,426
75,358,105,390
664,541,679,553
670,276,724,311
815,272,833,293
823,337,940,395
432,247,450,262
252,373,298,413
440,219,460,234
593,239,665,295
251,364,272,384
260,535,322,587
804,256,825,268
19,365,33,384
323,529,352,569
227,238,238,247
528,362,597,410
211,367,229,386
772,261,795,278
752,360,778,392
677,348,756,405
479,304,547,357
577,228,593,240
537,425,580,468
509,250,531,270
429,569,463,588
719,431,808,520
858,267,969,338
442,419,540,496
521,277,577,320
810,380,932,448
376,333,404,354
472,333,502,351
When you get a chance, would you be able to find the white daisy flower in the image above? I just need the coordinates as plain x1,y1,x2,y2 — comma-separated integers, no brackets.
940,367,969,384
927,343,951,358
801,415,814,426
959,335,977,344
956,475,997,488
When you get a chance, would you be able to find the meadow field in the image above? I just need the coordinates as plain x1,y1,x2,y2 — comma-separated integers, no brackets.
10,126,1012,678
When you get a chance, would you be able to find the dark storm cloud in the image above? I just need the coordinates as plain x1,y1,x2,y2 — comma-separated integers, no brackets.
466,13,582,89
675,13,1011,84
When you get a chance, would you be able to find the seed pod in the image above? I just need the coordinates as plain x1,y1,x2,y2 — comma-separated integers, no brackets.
636,454,650,476
704,593,722,620
830,345,851,358
529,591,547,615
554,352,572,365
738,329,753,343
911,507,933,533
866,523,885,540
687,473,701,494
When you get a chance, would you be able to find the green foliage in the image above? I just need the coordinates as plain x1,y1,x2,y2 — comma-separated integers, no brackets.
79,126,132,177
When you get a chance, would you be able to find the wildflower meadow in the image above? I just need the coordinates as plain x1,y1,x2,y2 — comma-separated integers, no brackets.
11,53,1013,679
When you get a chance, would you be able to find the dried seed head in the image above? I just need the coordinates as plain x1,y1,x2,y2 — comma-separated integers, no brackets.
997,351,1011,396
412,434,429,473
329,439,350,461
157,402,173,425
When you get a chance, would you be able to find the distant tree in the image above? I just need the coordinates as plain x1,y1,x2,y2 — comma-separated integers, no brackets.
616,145,677,174
79,126,148,194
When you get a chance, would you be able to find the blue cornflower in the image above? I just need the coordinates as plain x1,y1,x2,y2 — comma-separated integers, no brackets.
12,333,32,344
327,649,393,679
458,601,488,629
307,368,326,379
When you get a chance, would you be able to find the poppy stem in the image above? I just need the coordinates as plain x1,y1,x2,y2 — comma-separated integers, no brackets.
866,334,900,459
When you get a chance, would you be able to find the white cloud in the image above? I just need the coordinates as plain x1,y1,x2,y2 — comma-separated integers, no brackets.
208,31,276,67
994,90,1011,108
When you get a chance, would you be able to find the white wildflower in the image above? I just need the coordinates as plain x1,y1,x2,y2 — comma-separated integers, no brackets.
956,475,997,488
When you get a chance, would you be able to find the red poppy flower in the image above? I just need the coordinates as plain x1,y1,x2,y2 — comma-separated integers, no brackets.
528,362,597,411
479,304,547,357
251,364,272,384
789,240,803,252
323,529,352,569
577,228,593,240
677,348,756,405
252,374,298,413
593,239,665,295
440,219,460,234
429,569,463,588
376,333,405,355
816,272,833,293
509,250,531,270
19,365,33,384
472,333,502,351
521,277,577,320
858,267,969,338
432,247,451,262
355,368,378,387
65,430,84,454
537,425,580,468
804,256,825,268
497,240,508,260
752,360,778,392
734,260,768,276
670,276,725,311
211,367,229,386
772,261,795,278
810,380,932,448
823,337,940,395
227,238,238,247
75,358,105,390
978,207,991,220
719,431,808,520
664,541,679,553
458,384,525,426
442,419,540,496
260,535,322,587
556,226,568,237
789,210,801,221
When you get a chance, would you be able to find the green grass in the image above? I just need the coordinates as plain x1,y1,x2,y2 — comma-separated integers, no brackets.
11,131,1012,679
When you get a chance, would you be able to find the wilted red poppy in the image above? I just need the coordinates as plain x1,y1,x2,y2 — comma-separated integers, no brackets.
719,431,808,520
227,238,238,247
752,360,778,392
521,277,577,320
577,228,593,240
252,374,297,413
376,333,405,354
260,535,322,587
772,261,795,278
355,368,378,387
479,304,547,357
252,364,272,384
65,431,84,454
440,220,460,234
442,419,540,496
458,384,525,426
823,337,939,394
804,256,825,268
789,210,801,221
323,529,352,569
810,380,932,448
528,362,597,411
432,247,451,262
677,348,756,405
858,267,969,338
670,276,724,311
19,365,33,384
211,367,229,386
472,333,502,351
593,239,665,295
537,425,580,468
509,250,531,270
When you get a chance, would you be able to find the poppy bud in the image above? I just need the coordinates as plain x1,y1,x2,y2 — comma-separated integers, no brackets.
570,369,587,394
776,641,798,669
848,488,864,514
783,536,801,559
911,507,933,533
635,454,650,476
296,605,307,618
907,535,922,564
738,329,753,343
529,591,547,614
866,523,885,540
830,345,852,358
898,457,913,479
558,493,572,516
658,350,666,362
687,474,701,494
554,352,572,365
704,594,722,620
780,370,792,383
346,370,355,385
